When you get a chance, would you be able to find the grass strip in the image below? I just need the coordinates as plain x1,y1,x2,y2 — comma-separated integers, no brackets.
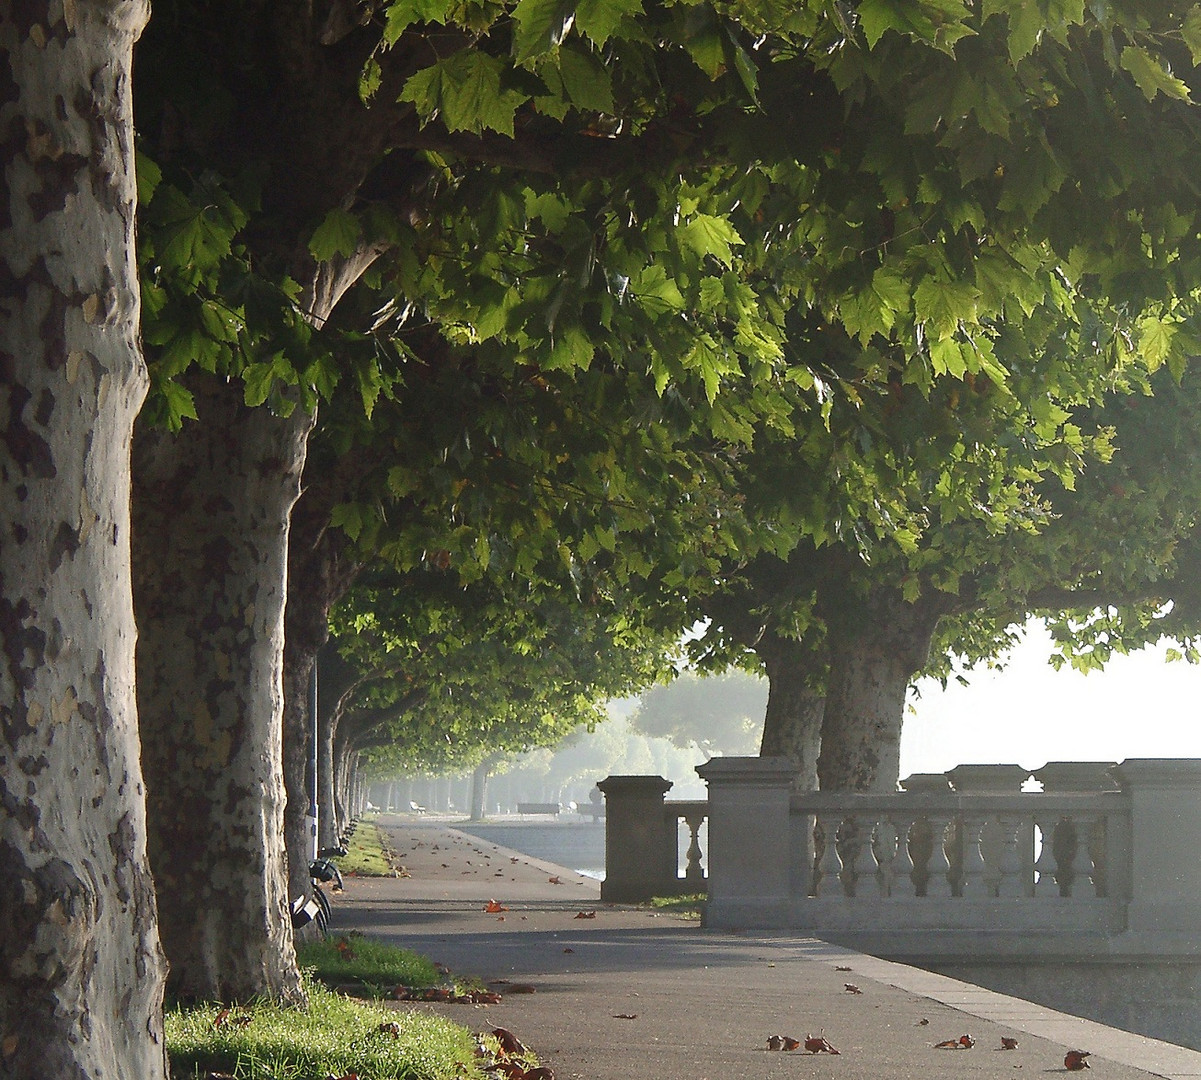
334,821,398,877
647,893,706,919
297,933,439,993
167,978,484,1080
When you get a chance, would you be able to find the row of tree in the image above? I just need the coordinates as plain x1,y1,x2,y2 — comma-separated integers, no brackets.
8,1,1201,1076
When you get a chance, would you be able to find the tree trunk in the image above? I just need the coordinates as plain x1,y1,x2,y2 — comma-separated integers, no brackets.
756,638,825,791
319,698,340,849
470,756,501,821
282,512,360,936
0,4,168,1075
817,590,946,792
132,374,310,1003
281,644,320,943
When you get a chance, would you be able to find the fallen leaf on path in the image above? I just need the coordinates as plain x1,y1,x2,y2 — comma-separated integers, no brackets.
1000,1038,1018,1050
548,876,562,884
766,1034,802,1051
574,911,596,919
484,900,508,913
562,947,574,953
934,1035,975,1049
1064,1050,1091,1071
490,1027,528,1058
835,965,852,972
805,1032,840,1054
844,983,862,994
508,984,537,994
916,1019,929,1026
612,1014,638,1020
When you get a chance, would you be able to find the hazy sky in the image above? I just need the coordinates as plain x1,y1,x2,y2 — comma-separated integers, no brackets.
901,619,1201,778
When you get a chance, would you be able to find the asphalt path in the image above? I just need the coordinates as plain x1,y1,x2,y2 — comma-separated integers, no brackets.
328,816,1201,1080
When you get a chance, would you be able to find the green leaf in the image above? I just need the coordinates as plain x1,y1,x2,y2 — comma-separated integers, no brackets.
557,47,615,113
930,336,967,377
677,213,744,266
512,0,576,63
913,278,979,338
1184,5,1201,67
242,358,282,407
1005,1,1043,63
545,323,596,370
857,0,926,47
159,380,197,431
309,208,362,262
632,264,686,315
1120,45,1193,102
575,0,640,45
382,0,456,43
1138,314,1177,370
330,502,366,542
359,56,383,101
137,151,163,206
401,53,528,136
724,27,759,106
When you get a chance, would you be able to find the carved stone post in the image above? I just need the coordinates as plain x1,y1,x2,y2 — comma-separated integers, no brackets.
1112,759,1201,934
598,776,675,902
696,757,796,929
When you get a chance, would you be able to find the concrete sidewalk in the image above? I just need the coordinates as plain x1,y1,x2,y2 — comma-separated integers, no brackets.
329,816,1201,1080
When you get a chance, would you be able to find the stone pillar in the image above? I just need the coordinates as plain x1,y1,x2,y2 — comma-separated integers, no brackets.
598,775,675,902
1112,759,1201,934
696,757,796,929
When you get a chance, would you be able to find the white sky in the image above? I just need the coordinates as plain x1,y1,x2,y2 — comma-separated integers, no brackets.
901,619,1201,778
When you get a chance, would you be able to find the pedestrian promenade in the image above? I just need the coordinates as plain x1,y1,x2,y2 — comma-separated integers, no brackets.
330,816,1201,1080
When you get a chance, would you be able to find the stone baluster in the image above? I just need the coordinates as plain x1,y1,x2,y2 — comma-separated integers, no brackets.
851,817,883,898
680,807,706,887
815,814,845,897
1067,813,1098,899
872,818,897,896
1033,816,1062,898
926,814,953,898
960,816,990,898
996,816,1027,898
889,815,917,897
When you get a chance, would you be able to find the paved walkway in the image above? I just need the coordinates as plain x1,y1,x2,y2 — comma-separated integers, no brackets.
330,816,1201,1080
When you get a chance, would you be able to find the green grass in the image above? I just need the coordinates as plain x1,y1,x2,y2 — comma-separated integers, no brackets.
334,822,398,877
166,979,486,1080
647,893,706,919
296,933,439,994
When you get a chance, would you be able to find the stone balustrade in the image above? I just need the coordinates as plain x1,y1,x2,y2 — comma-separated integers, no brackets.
599,757,1201,1050
599,757,1201,947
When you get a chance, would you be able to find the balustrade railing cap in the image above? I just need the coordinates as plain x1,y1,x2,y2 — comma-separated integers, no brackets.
1111,758,1201,789
946,763,1032,791
1033,761,1121,791
899,772,954,792
695,755,796,785
596,775,673,796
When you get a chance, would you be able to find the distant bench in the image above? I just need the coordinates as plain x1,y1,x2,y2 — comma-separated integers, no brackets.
516,802,560,816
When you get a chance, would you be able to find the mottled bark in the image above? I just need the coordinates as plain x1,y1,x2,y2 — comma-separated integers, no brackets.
319,703,341,849
817,590,947,792
282,505,359,932
756,637,825,791
281,642,319,943
0,3,167,1075
132,374,311,1003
